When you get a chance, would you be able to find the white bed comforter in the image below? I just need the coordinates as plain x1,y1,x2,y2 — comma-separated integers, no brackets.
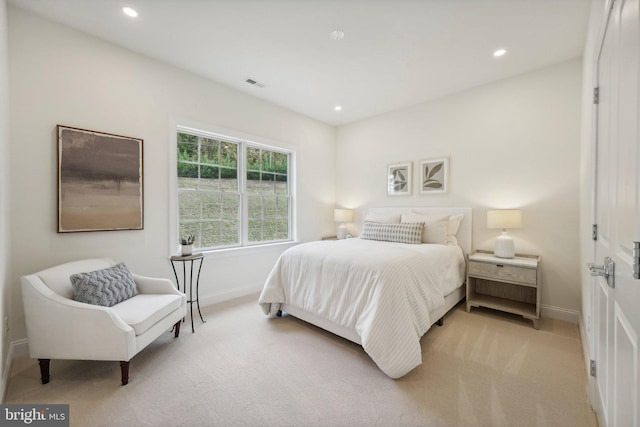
258,238,465,378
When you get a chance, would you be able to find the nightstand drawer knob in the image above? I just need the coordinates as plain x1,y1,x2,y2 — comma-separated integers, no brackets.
496,264,504,267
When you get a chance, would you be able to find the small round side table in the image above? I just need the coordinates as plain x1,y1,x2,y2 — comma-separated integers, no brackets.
170,253,206,333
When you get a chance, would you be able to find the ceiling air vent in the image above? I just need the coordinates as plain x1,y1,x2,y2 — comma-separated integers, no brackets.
245,78,265,88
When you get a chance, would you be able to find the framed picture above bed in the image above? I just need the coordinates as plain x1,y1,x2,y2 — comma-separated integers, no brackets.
57,125,144,233
420,157,448,194
387,162,412,196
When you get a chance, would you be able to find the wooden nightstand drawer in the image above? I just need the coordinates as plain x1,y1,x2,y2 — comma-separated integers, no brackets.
468,261,537,286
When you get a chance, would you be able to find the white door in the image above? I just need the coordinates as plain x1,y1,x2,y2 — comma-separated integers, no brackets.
592,0,640,426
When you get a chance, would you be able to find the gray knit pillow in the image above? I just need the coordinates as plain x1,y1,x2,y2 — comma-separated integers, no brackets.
360,221,424,244
71,263,137,307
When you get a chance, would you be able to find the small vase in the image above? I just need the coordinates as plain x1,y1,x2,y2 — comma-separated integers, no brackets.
181,245,193,256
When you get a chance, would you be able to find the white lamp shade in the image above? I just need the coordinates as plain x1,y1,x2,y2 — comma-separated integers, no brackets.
487,209,522,230
334,209,353,223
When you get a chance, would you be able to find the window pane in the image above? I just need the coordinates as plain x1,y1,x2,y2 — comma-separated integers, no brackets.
274,152,287,174
220,141,237,168
264,196,277,218
201,221,221,248
201,193,221,220
200,138,219,165
178,163,198,189
221,194,240,220
276,197,289,217
247,195,263,219
247,147,261,171
260,173,275,194
179,192,200,220
275,218,289,240
248,219,262,242
220,220,239,245
177,133,198,163
220,168,238,191
262,151,274,172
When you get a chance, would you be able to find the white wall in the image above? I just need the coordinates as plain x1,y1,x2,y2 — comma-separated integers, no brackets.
7,6,336,341
336,58,583,316
0,0,11,393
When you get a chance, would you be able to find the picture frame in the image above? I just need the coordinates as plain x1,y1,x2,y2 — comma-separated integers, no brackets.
420,157,448,194
57,125,144,232
387,162,412,196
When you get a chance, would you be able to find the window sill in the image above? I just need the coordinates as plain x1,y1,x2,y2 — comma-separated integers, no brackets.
199,241,300,260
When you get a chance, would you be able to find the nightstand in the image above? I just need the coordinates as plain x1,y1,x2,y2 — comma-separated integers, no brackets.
466,250,541,329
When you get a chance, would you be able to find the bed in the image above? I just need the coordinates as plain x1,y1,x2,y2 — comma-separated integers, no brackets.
259,207,472,378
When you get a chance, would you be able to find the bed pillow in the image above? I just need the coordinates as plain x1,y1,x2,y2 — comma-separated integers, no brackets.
447,214,464,245
364,211,401,224
71,263,137,307
360,221,424,244
400,212,449,244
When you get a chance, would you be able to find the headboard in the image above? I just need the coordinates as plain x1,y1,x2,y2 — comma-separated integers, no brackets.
365,207,473,255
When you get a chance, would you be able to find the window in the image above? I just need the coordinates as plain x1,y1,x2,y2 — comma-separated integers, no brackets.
177,128,293,251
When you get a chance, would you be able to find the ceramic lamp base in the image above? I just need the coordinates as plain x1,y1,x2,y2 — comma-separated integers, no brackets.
337,224,347,240
493,231,515,258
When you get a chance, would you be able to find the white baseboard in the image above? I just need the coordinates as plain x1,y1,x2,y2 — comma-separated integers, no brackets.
198,282,263,308
541,304,580,324
1,338,29,402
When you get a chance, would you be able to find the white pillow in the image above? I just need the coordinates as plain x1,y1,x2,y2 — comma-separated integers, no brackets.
400,212,449,244
365,211,401,224
447,214,464,245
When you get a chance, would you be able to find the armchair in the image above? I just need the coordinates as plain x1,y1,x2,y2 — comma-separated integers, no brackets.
21,258,186,385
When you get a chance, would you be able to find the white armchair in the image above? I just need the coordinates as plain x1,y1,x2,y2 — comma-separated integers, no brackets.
21,258,186,385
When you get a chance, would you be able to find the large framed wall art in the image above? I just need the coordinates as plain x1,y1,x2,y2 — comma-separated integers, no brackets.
57,125,144,232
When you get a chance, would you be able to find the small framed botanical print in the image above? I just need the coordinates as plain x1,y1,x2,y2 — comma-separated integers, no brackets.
420,157,448,194
387,162,412,196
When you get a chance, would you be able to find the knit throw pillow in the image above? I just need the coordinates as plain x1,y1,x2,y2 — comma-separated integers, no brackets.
71,263,137,307
360,221,424,244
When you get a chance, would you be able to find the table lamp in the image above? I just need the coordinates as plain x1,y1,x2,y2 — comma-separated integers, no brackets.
334,209,353,239
487,209,522,258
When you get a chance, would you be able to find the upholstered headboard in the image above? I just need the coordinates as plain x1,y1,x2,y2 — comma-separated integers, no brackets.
365,207,473,255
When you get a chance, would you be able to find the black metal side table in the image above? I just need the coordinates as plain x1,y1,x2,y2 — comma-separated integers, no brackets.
170,253,205,333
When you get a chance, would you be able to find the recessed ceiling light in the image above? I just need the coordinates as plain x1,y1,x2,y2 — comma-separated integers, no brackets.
334,105,342,111
122,7,138,18
493,49,507,57
330,29,345,41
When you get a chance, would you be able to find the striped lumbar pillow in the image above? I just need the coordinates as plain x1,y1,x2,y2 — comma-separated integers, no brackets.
360,221,424,244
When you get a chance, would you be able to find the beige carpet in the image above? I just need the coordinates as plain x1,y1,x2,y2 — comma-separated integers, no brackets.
5,294,597,427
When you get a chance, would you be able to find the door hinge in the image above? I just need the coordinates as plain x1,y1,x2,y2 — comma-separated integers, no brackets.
592,224,598,241
633,242,640,280
593,87,600,104
590,360,597,377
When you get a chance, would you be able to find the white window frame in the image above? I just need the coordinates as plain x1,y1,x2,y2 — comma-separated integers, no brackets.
171,123,296,255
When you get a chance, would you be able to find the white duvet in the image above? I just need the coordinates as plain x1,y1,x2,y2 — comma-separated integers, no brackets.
258,238,465,378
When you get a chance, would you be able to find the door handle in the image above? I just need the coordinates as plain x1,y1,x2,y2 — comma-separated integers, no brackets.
587,257,615,288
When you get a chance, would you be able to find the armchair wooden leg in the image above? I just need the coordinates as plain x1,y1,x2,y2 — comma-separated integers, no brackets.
174,320,181,338
38,359,50,384
120,361,130,385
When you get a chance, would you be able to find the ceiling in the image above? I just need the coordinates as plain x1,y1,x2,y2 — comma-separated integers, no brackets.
8,0,591,126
